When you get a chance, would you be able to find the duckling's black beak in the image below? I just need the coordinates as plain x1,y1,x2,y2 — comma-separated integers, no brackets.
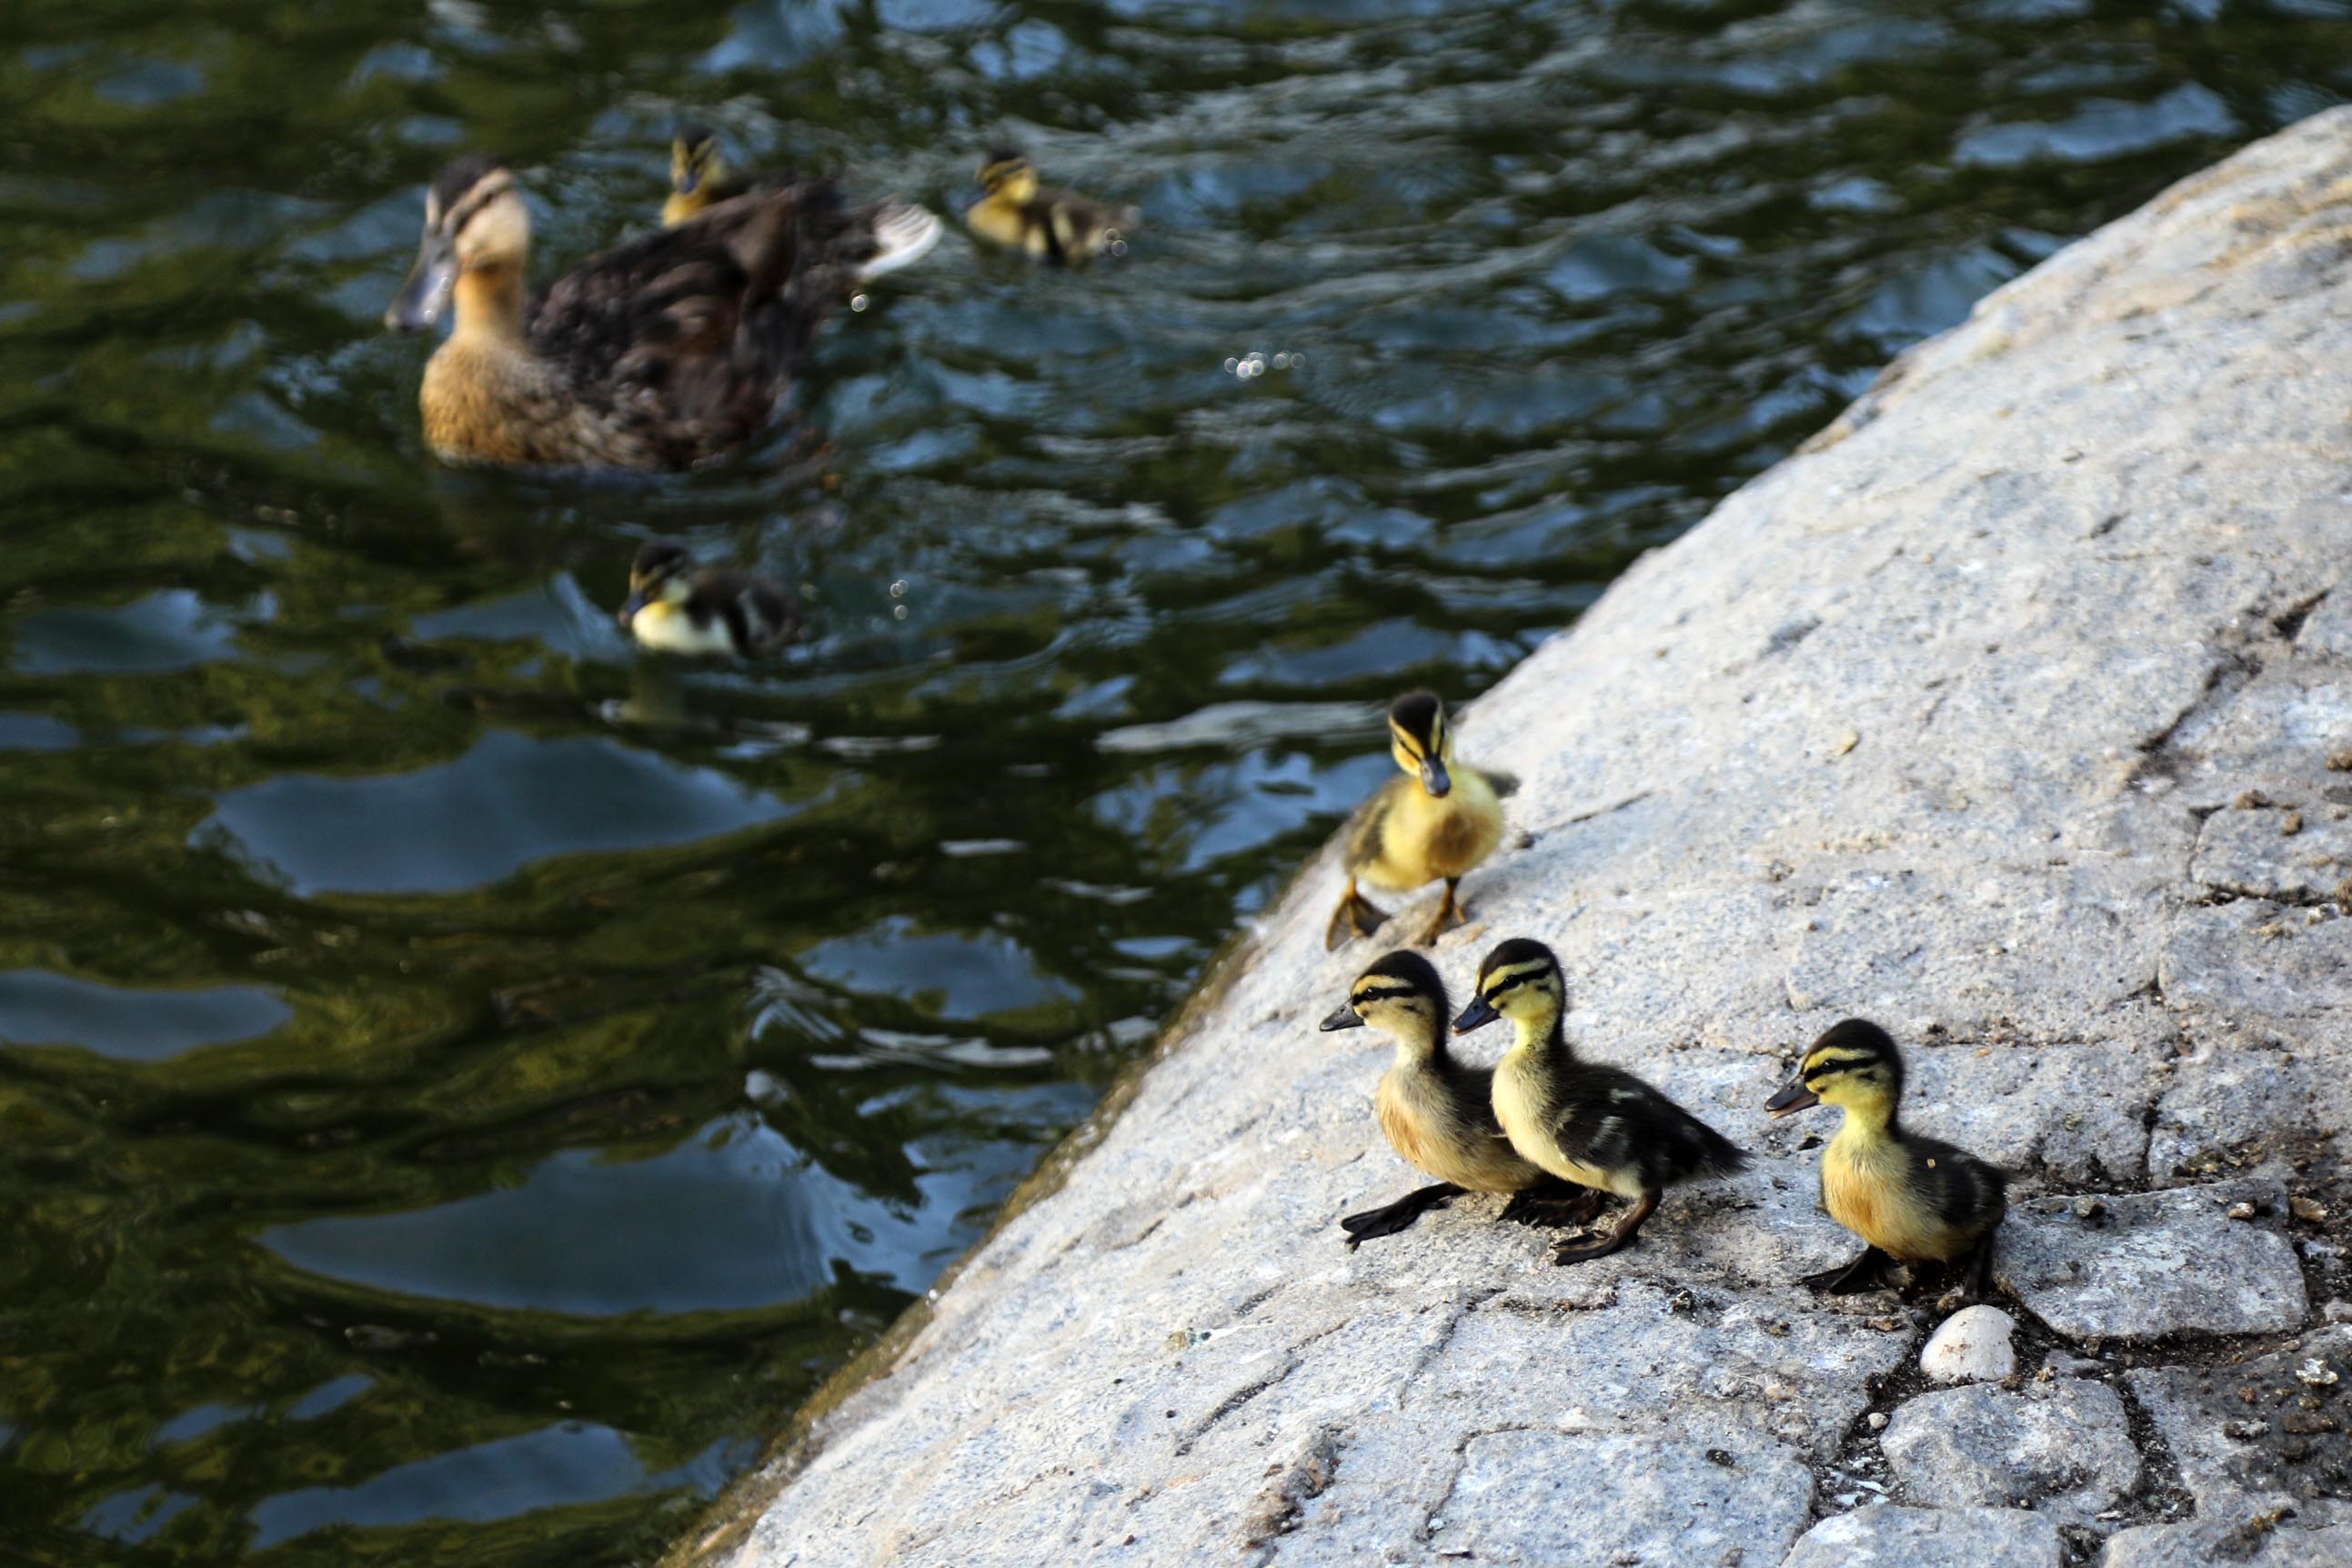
617,590,647,628
1318,1003,1365,1032
1452,993,1499,1034
1764,1079,1819,1118
387,233,457,332
676,168,701,196
1419,757,1451,798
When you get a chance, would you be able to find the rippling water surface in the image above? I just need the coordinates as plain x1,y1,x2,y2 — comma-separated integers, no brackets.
3,0,2347,1562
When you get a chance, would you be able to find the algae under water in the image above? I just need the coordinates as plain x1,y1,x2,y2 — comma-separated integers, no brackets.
1,0,2347,1563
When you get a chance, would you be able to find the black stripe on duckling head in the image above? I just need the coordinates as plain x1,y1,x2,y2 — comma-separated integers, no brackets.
1387,690,1451,796
1766,1018,1903,1116
978,147,1033,191
674,121,718,155
619,539,692,626
1322,949,1446,1032
1454,937,1560,1032
670,124,721,196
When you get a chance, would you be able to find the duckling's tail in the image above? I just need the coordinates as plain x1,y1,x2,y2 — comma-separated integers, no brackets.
857,200,943,282
1690,1121,1752,1181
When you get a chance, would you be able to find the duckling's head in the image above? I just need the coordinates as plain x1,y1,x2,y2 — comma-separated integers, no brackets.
1766,1019,1904,1121
978,147,1039,202
1320,950,1448,1049
1452,937,1563,1040
671,123,725,197
387,153,528,331
618,539,693,627
1387,690,1454,798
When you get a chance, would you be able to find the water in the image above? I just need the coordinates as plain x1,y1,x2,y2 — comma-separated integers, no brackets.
0,0,2346,1562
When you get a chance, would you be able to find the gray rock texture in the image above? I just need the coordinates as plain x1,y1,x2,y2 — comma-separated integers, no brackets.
2125,1327,2352,1526
1781,1503,2063,1568
1998,1179,2310,1341
1881,1380,2141,1523
2104,1514,2352,1568
673,112,2352,1568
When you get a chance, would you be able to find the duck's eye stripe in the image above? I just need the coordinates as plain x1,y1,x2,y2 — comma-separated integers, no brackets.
1804,1052,1881,1080
1351,983,1419,1004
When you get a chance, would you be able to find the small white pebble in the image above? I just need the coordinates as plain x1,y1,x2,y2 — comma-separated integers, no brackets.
1867,1412,1888,1432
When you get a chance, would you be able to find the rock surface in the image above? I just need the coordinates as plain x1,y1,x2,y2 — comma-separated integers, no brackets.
2124,1327,2352,1525
1998,1180,2310,1340
674,112,2352,1568
2103,1514,2352,1568
1919,1304,2017,1383
1781,1503,2062,1568
1881,1380,2141,1523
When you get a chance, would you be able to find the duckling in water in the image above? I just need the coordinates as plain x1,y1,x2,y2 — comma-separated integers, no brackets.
965,148,1138,264
1320,950,1599,1246
1456,938,1750,1263
386,153,940,469
618,540,799,658
1765,1019,2006,1299
662,123,758,226
1327,692,1516,950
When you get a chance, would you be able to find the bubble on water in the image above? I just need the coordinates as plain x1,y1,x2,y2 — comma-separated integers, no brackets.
1271,352,1292,369
849,293,870,313
892,604,910,621
889,580,907,598
1222,357,1238,374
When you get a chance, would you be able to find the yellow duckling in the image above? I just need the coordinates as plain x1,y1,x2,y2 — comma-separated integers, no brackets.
662,122,757,226
1320,950,1597,1246
1456,938,1750,1263
386,153,940,469
617,540,799,658
1765,1019,2006,1298
964,148,1138,264
1327,691,1515,950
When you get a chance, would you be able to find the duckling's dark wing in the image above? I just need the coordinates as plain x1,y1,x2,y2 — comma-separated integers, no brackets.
529,182,874,467
1908,1132,2008,1233
1559,1063,1750,1188
1342,777,1407,873
690,568,801,655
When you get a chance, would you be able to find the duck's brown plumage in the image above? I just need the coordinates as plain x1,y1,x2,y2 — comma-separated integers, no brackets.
389,154,933,471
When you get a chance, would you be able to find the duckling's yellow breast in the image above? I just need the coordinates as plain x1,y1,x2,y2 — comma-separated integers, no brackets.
1822,1128,1960,1261
1361,768,1503,890
965,196,1043,255
1489,1050,1639,1198
1377,1068,1533,1194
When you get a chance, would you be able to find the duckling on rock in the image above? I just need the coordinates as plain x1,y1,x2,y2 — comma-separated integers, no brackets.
1320,950,1599,1247
618,540,799,658
1327,691,1516,950
662,123,759,226
1765,1019,2006,1299
1455,938,1749,1264
965,148,1138,264
386,152,940,469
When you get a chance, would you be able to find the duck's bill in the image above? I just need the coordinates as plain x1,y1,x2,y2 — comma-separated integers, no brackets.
1419,758,1452,798
385,241,456,332
1452,994,1499,1033
1764,1081,1819,1117
1318,1003,1365,1032
617,592,647,628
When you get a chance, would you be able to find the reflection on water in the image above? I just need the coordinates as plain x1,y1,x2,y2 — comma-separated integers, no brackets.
0,0,2346,1563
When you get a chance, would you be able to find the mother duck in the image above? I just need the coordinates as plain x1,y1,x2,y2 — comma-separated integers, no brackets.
385,152,939,470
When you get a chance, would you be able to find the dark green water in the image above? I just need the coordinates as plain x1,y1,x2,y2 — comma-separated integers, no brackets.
1,0,2346,1563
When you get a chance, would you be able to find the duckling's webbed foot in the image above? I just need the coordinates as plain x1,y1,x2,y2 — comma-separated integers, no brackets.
1800,1245,1898,1296
1340,1182,1462,1248
1550,1190,1656,1265
1324,879,1390,951
1498,1182,1605,1230
1949,1234,1996,1305
1415,878,1467,947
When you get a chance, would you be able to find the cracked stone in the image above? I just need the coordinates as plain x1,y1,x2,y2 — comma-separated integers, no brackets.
2161,900,2352,1023
2193,807,2352,902
1426,1429,1814,1566
2124,1326,2352,1525
2102,1513,2352,1567
1881,1380,2139,1523
1780,1503,2062,1567
1996,1179,2309,1340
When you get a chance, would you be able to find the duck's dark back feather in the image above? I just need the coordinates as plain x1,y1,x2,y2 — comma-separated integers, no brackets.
527,180,877,467
1555,1060,1751,1189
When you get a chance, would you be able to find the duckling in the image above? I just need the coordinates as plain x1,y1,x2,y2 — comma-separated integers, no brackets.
1764,1019,2006,1299
965,148,1139,264
1327,691,1516,950
618,539,799,658
662,122,758,226
386,152,941,469
1319,950,1600,1246
1455,938,1750,1263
